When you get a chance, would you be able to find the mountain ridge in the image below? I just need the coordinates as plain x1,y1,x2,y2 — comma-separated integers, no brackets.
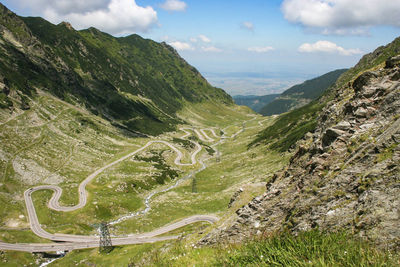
233,94,279,112
0,3,232,135
260,68,347,115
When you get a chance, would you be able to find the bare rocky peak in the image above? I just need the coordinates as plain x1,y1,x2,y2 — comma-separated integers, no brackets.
60,21,74,31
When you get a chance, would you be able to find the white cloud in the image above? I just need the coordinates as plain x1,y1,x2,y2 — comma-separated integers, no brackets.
198,35,211,43
248,46,274,53
201,46,222,52
15,0,109,14
282,0,400,34
160,0,187,12
168,41,194,51
190,35,211,43
160,35,170,41
241,21,254,31
298,40,362,56
15,0,158,35
321,27,370,36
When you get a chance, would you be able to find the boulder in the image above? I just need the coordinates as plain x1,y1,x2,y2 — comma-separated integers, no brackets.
353,71,378,93
390,70,400,81
354,107,368,118
385,55,400,68
361,86,380,98
228,188,244,208
322,128,346,147
333,121,351,131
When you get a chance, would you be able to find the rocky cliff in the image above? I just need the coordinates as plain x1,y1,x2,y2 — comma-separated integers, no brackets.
201,43,400,250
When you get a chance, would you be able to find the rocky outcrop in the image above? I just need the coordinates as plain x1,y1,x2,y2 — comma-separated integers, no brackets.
385,55,400,69
228,187,244,208
200,55,400,250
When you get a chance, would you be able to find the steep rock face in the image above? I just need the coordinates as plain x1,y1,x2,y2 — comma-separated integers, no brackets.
201,55,400,249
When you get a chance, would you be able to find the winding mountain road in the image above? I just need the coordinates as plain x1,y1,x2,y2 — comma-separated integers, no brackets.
0,236,179,253
0,121,255,252
0,215,219,252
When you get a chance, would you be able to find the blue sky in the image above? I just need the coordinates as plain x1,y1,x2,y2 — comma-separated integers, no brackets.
1,0,400,95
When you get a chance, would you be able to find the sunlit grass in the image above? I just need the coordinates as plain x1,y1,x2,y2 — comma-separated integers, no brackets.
148,230,399,267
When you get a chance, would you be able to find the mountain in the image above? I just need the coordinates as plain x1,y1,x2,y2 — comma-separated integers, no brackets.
0,4,232,136
0,5,243,258
201,36,400,250
233,94,279,112
1,3,399,265
259,69,347,116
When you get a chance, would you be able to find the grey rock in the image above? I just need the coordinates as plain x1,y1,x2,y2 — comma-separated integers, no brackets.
354,107,368,118
353,71,378,93
322,128,346,147
360,86,381,98
333,121,351,131
385,55,400,68
390,69,400,81
228,187,244,208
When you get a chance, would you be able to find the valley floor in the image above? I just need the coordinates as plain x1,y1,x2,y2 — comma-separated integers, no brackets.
0,93,288,266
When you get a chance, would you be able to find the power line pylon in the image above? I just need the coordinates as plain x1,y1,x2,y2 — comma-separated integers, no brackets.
99,222,112,253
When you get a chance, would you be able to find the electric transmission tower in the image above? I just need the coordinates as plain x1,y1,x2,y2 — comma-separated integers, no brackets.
99,222,112,253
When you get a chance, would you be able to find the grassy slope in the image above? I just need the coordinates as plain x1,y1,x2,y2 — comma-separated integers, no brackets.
233,94,279,112
19,106,283,237
0,99,292,266
0,89,251,235
140,230,398,267
0,84,277,228
2,230,398,266
281,69,348,99
111,115,288,235
0,92,149,236
260,69,347,116
0,4,232,136
28,113,290,266
251,102,322,152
